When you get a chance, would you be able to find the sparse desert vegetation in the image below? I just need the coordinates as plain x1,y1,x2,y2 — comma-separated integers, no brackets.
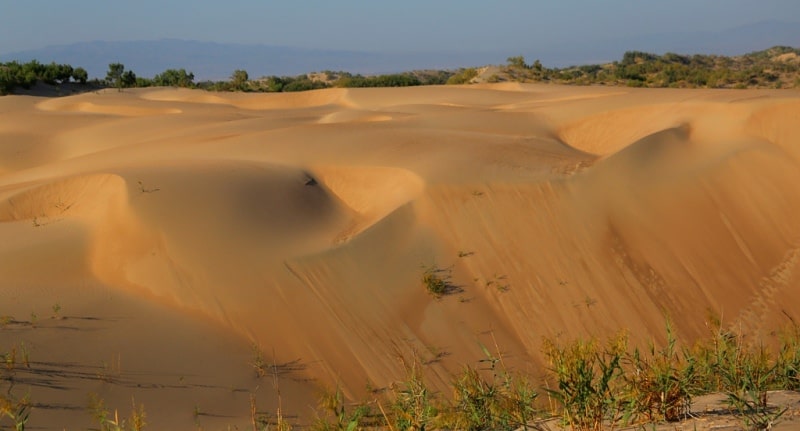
498,46,800,89
3,46,798,96
304,318,800,431
6,314,800,430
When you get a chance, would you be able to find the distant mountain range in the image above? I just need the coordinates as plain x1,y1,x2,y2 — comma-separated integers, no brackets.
2,20,798,81
0,40,501,81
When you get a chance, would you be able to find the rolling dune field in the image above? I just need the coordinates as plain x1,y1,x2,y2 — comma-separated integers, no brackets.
1,84,800,429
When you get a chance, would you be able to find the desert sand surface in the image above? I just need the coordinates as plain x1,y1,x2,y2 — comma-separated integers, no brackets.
1,83,800,429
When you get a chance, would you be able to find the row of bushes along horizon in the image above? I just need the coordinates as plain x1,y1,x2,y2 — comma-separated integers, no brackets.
1,46,799,95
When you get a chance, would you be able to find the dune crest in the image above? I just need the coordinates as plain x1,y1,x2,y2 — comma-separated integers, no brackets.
37,97,181,116
311,165,424,241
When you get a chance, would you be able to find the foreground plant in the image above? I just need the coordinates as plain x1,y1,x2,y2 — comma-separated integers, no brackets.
421,265,449,298
251,343,268,378
386,356,439,431
775,323,800,390
445,343,538,431
622,319,696,424
0,391,30,431
88,394,146,431
544,333,627,431
313,386,376,431
711,328,785,431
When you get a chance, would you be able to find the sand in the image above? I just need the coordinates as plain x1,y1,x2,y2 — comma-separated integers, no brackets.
1,84,800,429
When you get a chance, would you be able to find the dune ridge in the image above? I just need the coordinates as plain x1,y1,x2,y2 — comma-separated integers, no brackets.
1,84,799,429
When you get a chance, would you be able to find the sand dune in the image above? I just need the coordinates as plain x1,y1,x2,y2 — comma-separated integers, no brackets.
1,84,800,429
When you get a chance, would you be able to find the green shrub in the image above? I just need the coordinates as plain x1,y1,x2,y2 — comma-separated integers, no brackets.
446,345,538,431
313,386,375,431
421,265,451,298
446,68,478,85
544,333,627,431
387,358,438,431
622,319,695,423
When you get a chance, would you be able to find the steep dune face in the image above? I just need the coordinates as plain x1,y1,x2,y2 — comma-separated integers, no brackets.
1,85,799,429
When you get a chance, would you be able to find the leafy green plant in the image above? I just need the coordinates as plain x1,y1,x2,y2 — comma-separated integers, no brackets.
88,394,146,431
447,349,538,431
386,356,439,431
544,333,627,431
450,366,504,430
775,323,800,390
0,391,30,431
622,319,695,423
313,386,374,431
454,342,537,430
716,336,785,430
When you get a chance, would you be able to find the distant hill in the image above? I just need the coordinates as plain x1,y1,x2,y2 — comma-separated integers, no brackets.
0,40,501,81
1,20,798,81
480,46,800,89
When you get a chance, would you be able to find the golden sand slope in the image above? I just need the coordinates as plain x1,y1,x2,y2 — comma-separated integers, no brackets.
1,85,799,429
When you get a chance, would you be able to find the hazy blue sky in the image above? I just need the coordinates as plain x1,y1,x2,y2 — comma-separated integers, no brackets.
2,0,798,55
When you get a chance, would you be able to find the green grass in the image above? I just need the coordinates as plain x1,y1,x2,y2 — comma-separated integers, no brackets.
87,393,146,431
622,319,695,423
5,316,800,430
312,386,376,431
543,333,626,431
446,343,538,431
536,317,800,431
352,317,800,431
386,356,439,431
0,391,30,431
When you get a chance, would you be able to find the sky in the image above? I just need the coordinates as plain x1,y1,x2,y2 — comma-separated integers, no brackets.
2,0,799,55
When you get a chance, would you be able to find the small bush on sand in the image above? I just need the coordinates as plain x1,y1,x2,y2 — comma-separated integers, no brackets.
622,318,696,423
313,385,376,431
88,393,147,431
421,265,449,298
445,344,538,431
386,356,439,431
543,333,627,431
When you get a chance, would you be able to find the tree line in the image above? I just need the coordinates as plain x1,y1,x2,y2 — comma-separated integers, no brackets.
1,60,454,95
101,63,453,92
501,46,800,89
2,46,799,96
0,60,88,95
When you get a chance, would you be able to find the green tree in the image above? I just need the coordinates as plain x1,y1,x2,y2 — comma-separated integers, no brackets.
105,63,137,89
153,68,195,87
20,60,43,88
507,55,528,69
72,67,88,84
41,62,73,84
136,76,154,87
120,70,137,88
0,66,13,95
231,69,249,90
106,63,126,89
